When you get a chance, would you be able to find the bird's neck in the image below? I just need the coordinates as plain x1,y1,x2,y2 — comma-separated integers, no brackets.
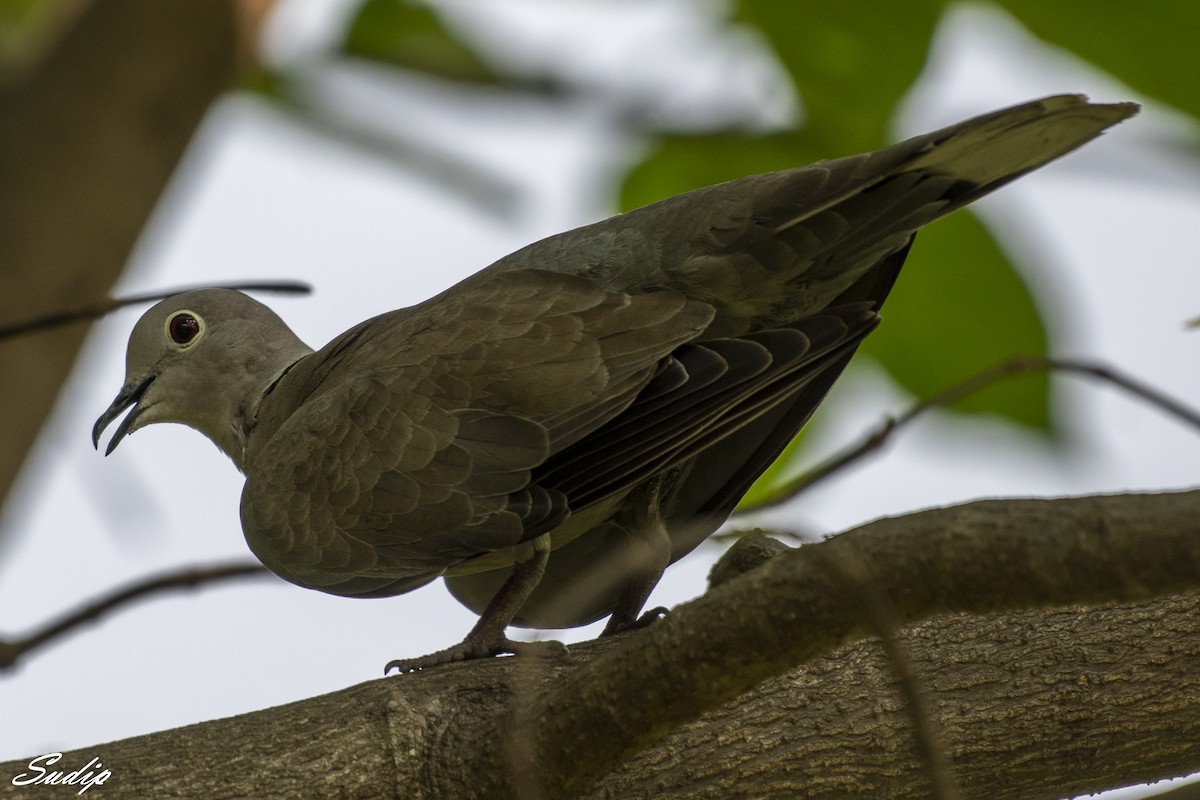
220,338,313,472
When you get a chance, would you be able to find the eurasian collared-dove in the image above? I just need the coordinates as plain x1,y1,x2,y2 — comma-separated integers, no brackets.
94,95,1137,672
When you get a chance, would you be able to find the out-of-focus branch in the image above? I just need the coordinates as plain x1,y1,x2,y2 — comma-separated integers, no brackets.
737,356,1200,514
0,561,272,671
0,281,312,341
256,69,523,218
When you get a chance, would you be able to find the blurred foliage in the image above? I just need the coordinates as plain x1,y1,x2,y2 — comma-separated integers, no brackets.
621,130,829,207
0,0,39,28
859,212,1049,428
241,62,521,217
249,1,1195,488
995,0,1200,122
740,210,1053,507
0,0,47,51
342,0,498,84
736,0,942,153
0,0,78,80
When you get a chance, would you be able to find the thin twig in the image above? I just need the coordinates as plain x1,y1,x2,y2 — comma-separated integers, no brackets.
0,561,271,671
0,280,313,341
736,355,1200,515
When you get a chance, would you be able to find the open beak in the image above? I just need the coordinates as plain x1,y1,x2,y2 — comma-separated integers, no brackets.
92,376,154,456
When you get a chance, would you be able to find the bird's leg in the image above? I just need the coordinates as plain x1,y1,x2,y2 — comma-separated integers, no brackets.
600,526,671,635
385,533,565,673
601,478,674,636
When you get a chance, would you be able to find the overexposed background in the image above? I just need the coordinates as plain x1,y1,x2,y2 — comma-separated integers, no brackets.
1,4,1198,796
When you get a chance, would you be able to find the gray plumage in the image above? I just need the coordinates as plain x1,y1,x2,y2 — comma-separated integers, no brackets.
93,95,1138,671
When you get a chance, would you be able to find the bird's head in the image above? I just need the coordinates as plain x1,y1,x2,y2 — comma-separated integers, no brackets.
92,289,312,469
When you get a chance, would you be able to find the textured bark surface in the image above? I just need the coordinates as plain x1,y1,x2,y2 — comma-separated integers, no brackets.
0,0,239,518
589,597,1200,800
2,490,1198,799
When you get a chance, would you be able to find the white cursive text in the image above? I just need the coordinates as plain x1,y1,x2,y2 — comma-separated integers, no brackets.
11,752,111,795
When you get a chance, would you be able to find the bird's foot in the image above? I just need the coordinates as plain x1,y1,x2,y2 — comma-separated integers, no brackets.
601,605,669,637
385,635,567,674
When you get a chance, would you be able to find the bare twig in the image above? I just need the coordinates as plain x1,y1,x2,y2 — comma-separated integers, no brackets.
0,280,312,341
0,561,271,671
736,356,1200,515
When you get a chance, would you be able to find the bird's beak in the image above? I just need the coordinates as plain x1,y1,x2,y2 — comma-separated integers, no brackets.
92,376,154,456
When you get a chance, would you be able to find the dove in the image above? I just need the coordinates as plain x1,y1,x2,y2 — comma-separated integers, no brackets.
93,95,1137,672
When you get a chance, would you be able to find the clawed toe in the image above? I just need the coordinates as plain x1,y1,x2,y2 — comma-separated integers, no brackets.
385,636,568,674
507,639,569,661
601,605,669,637
384,645,474,675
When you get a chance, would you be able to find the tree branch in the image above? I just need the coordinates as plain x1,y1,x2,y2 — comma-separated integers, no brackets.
817,543,962,800
473,489,1200,798
2,489,1197,799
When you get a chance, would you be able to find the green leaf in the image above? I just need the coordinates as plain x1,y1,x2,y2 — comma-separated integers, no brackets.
996,0,1200,121
620,130,829,212
735,0,944,151
341,0,498,85
859,210,1051,429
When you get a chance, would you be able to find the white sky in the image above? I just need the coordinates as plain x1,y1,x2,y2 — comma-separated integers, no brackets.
1,2,1198,794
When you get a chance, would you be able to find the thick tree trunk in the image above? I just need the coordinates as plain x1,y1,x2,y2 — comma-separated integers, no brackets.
2,490,1198,799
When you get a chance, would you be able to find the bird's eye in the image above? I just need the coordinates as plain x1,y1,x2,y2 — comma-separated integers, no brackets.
167,311,203,347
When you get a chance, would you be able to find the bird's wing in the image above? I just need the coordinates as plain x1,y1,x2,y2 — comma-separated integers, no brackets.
444,301,880,627
239,269,714,597
534,303,880,508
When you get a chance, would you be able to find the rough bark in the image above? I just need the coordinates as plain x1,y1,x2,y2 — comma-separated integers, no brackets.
0,0,240,517
2,489,1199,799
